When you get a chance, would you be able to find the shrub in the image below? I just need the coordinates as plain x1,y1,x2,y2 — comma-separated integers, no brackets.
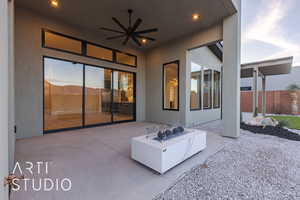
277,119,290,128
286,84,300,92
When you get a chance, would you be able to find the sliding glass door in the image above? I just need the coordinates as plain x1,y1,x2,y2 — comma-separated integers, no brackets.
44,58,83,131
85,66,112,125
44,57,136,132
113,71,135,122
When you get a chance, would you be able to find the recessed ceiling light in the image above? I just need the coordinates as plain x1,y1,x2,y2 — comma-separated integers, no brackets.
192,14,200,21
49,0,59,8
142,38,147,44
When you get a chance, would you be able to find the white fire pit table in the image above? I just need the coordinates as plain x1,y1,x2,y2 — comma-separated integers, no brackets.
131,129,206,174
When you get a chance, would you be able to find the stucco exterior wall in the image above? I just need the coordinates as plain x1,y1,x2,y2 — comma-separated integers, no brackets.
15,7,146,138
8,0,15,171
145,24,223,126
186,46,222,127
0,0,9,199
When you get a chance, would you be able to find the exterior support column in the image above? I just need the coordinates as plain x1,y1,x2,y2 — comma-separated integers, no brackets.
252,68,259,117
222,0,241,138
8,0,15,171
262,76,266,117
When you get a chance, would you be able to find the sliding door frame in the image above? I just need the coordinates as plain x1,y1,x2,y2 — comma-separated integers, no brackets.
42,56,136,134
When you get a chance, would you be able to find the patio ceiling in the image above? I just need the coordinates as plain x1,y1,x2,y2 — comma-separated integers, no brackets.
241,57,294,78
15,0,236,49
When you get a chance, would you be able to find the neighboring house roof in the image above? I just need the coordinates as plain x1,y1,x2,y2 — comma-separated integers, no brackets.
241,66,300,91
241,57,293,78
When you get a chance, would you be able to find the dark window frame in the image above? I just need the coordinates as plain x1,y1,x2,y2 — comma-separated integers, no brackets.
190,70,202,111
213,70,221,109
42,29,84,56
42,29,137,68
162,60,180,111
115,50,138,67
203,69,213,110
42,56,136,134
85,42,114,62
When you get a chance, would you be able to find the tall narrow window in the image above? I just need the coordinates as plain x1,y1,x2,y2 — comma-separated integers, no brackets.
213,71,221,108
203,70,212,109
44,58,83,131
163,61,179,110
190,63,202,110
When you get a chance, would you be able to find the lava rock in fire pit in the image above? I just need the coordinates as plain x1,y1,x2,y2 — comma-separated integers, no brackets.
157,131,166,140
177,126,184,132
172,126,185,134
164,129,173,137
172,127,180,134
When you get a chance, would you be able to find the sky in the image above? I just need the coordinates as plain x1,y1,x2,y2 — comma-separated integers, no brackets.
241,0,300,66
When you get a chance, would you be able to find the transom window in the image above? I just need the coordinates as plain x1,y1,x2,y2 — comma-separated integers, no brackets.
42,29,137,67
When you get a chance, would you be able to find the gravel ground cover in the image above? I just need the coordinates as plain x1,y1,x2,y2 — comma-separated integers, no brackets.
154,130,300,200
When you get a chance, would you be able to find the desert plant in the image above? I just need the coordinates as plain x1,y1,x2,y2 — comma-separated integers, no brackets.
286,84,300,115
277,119,290,128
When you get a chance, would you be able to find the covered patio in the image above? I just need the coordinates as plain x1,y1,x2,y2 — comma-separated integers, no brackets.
241,57,293,117
1,0,242,199
12,121,230,200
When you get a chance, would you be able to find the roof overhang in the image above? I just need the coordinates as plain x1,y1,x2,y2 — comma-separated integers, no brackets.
208,42,223,61
241,57,294,78
15,0,237,49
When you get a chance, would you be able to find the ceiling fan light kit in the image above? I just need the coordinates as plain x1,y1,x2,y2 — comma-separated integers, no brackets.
100,9,158,46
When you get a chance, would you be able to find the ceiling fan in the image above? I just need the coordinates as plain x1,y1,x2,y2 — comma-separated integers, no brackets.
99,9,158,46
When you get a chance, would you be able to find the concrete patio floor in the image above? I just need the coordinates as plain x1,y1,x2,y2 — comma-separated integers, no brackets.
12,121,231,200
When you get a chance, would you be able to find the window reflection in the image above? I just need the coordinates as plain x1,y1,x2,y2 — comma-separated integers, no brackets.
86,44,113,61
203,70,212,109
190,62,202,110
213,71,221,108
116,52,136,67
85,66,112,125
44,58,83,131
113,71,135,121
44,57,136,132
44,31,82,54
163,61,179,110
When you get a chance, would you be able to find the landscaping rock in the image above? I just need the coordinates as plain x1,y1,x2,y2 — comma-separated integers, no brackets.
261,117,278,127
245,116,278,127
154,131,300,200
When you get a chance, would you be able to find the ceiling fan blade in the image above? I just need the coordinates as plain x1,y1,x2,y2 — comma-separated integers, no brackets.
99,27,124,34
131,35,141,46
135,28,158,34
106,34,126,40
135,34,156,41
123,35,130,45
131,18,142,32
112,17,128,32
